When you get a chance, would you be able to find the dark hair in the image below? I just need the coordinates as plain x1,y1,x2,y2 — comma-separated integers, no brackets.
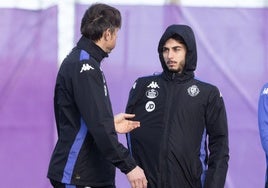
171,34,186,47
80,3,121,41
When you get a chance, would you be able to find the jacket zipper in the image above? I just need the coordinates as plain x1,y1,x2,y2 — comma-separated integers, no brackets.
159,73,176,188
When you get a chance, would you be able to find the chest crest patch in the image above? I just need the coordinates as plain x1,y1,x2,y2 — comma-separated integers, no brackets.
146,89,158,99
187,85,200,97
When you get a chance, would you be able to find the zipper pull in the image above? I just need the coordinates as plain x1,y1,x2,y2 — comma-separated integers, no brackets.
172,73,176,80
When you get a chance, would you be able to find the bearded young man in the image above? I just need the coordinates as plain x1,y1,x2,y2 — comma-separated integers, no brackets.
126,24,229,188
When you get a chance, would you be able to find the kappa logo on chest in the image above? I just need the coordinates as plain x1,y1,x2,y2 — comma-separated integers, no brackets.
147,81,160,89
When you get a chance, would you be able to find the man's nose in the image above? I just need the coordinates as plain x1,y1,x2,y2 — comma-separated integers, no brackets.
167,51,174,59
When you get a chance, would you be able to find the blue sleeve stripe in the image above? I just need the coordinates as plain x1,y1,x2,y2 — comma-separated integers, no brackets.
258,83,268,154
126,133,133,156
61,118,88,183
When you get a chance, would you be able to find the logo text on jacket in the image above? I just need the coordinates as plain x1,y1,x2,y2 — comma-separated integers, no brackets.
145,101,155,112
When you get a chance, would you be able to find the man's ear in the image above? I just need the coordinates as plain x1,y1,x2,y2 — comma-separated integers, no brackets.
103,28,111,41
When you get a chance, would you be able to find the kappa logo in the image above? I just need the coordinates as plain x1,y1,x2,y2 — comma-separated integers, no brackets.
262,88,268,95
147,81,160,89
80,64,94,73
187,85,200,97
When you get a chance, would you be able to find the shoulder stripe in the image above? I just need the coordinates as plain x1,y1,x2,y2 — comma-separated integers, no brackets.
79,50,90,61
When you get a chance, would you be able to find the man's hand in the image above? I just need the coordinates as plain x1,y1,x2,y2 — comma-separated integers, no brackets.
127,166,148,188
114,113,140,134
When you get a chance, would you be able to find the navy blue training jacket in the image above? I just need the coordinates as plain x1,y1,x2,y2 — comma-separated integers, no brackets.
47,36,136,187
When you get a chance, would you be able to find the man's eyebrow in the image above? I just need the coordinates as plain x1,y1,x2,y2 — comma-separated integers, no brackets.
173,46,182,48
163,45,182,49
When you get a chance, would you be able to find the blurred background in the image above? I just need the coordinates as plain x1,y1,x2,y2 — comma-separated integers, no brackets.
0,0,267,187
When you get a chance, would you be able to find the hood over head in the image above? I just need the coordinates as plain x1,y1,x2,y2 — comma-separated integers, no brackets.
158,24,197,73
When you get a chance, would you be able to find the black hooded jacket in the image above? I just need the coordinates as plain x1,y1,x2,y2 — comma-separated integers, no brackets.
126,25,229,188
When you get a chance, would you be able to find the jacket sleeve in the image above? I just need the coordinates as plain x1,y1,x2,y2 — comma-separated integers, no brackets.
73,59,136,174
125,79,141,150
258,83,268,154
125,79,141,114
204,87,229,188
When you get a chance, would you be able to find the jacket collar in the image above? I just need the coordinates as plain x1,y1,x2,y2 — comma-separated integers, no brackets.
77,36,108,63
161,70,194,83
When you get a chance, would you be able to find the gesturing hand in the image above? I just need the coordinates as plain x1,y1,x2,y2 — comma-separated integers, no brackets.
114,113,140,134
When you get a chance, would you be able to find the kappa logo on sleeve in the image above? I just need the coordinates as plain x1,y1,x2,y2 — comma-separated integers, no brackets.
262,87,268,95
80,63,94,73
